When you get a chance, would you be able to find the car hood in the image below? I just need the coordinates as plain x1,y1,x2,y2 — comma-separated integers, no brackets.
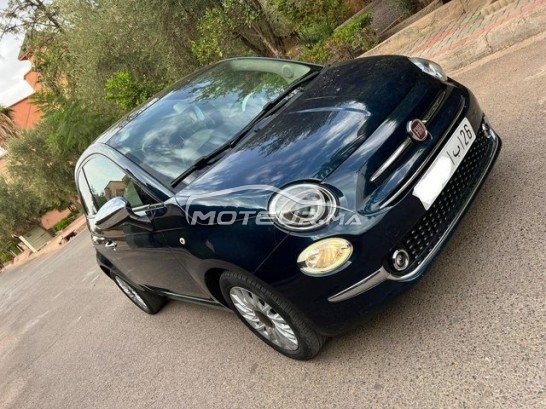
177,56,441,211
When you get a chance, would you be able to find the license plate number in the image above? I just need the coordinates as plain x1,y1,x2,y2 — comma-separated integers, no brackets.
413,117,476,210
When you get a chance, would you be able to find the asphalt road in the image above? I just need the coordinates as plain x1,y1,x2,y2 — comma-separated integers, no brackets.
1,36,545,409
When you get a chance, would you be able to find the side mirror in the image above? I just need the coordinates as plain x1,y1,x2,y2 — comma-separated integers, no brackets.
95,197,132,231
95,197,153,231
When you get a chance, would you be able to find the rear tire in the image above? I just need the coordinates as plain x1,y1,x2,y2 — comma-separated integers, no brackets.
219,271,326,360
112,274,166,314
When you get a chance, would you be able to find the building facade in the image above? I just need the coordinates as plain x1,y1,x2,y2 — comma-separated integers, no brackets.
0,52,42,179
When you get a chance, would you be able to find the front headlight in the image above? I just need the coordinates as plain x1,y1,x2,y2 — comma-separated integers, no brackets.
409,57,448,81
297,238,353,276
268,183,337,231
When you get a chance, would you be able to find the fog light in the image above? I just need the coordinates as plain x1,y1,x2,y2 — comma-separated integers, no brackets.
391,249,410,271
297,238,353,276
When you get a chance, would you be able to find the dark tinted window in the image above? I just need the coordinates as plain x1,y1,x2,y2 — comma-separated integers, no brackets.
81,155,155,215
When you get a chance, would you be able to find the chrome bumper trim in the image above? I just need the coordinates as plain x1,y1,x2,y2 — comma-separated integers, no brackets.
328,127,500,303
327,267,390,302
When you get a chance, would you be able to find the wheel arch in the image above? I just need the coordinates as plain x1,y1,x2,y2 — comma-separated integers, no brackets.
95,251,115,280
199,260,259,308
204,268,229,307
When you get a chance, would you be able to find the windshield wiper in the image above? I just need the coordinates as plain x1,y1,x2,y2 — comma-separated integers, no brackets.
170,146,226,188
246,69,321,127
170,69,321,188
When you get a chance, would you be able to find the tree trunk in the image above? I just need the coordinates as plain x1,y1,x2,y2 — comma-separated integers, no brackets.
250,24,284,57
30,0,65,33
247,0,287,57
237,33,268,56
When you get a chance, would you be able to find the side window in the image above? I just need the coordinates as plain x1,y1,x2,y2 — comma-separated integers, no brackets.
77,170,95,214
80,155,156,215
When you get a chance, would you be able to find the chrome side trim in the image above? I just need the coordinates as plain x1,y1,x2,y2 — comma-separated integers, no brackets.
327,267,390,302
328,128,500,303
158,290,222,306
380,96,465,209
371,139,411,182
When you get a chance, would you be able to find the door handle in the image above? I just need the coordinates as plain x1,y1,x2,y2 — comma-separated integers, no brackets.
92,236,105,245
104,241,117,250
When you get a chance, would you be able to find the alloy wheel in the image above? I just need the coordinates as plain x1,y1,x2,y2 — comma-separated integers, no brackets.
114,276,149,312
229,286,298,351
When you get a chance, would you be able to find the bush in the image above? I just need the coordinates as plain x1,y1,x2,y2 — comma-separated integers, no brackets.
398,0,420,15
300,44,333,64
104,70,158,111
299,13,377,64
298,21,334,48
330,13,377,59
277,0,351,41
0,239,22,265
52,211,80,233
53,218,72,232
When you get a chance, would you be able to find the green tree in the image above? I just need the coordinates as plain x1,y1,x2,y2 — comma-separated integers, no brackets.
276,0,351,47
0,0,376,222
104,70,157,111
32,93,115,157
191,0,293,65
1,1,68,95
7,91,115,210
0,0,64,37
7,128,78,209
0,176,45,238
58,0,208,108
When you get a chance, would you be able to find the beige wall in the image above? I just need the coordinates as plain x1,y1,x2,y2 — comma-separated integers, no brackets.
41,209,72,230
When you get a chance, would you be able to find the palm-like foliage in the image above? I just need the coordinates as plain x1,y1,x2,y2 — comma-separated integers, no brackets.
0,105,18,148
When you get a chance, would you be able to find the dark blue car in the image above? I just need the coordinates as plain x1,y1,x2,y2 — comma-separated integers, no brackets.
76,56,501,359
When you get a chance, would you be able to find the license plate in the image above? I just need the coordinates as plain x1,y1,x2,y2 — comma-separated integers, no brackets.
413,117,476,210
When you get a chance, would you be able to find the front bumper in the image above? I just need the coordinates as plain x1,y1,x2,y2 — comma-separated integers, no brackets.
328,125,502,302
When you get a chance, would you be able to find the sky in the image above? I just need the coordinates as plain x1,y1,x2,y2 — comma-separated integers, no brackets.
0,0,35,107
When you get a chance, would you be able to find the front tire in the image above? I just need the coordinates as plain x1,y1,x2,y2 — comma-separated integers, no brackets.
219,271,326,360
112,274,166,314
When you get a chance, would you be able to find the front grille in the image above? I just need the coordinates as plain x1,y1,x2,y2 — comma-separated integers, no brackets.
378,92,465,210
395,130,491,273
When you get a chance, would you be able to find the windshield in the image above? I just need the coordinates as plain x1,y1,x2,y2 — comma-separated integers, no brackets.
107,58,316,185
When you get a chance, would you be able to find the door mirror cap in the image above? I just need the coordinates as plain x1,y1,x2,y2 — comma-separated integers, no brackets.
95,197,132,231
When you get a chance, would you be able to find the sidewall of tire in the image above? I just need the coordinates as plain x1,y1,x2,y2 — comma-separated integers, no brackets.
220,271,325,360
112,274,166,315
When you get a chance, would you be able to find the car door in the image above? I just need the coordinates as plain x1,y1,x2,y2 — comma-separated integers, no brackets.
77,154,208,298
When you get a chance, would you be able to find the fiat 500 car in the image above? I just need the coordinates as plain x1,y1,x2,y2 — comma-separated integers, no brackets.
76,56,501,360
